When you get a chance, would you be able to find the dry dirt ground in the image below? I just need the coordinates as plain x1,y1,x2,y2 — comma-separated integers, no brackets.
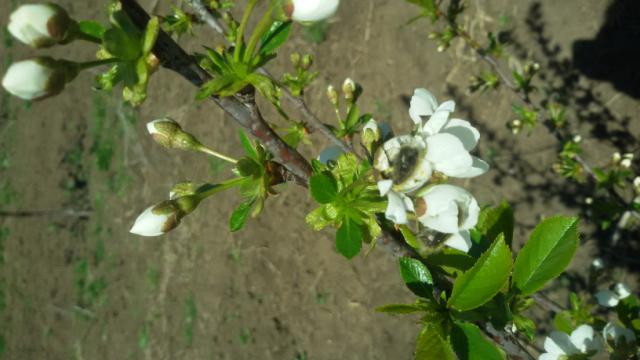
0,0,637,359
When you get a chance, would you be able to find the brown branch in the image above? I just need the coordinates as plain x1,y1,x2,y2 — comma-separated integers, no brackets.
119,0,312,182
0,209,92,218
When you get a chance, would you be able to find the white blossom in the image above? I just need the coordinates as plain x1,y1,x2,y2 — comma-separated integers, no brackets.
603,322,636,347
591,258,604,270
416,184,480,252
374,135,433,194
377,180,415,225
539,325,603,360
408,88,489,178
595,283,632,307
289,0,340,22
2,58,69,100
8,4,74,48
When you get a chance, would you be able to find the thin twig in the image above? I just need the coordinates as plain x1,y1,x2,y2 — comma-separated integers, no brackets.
0,209,92,218
184,0,225,33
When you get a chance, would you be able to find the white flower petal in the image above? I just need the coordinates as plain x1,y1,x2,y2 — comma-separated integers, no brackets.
614,283,631,299
8,4,58,46
409,88,439,125
130,206,170,237
422,109,451,136
385,190,409,224
377,179,393,196
444,230,472,252
442,118,480,151
425,133,473,177
595,290,620,307
460,195,480,230
538,353,560,360
436,100,455,113
446,157,490,178
545,331,578,355
570,325,599,353
318,146,345,164
604,322,637,346
291,0,340,22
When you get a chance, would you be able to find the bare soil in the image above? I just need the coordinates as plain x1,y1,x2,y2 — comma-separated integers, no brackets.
0,0,637,359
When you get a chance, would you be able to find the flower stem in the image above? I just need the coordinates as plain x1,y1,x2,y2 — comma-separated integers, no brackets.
234,0,260,62
243,2,275,63
196,177,246,200
75,30,102,44
76,58,120,70
198,146,238,164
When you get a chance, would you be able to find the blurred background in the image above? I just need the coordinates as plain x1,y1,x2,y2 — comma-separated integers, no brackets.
0,0,637,359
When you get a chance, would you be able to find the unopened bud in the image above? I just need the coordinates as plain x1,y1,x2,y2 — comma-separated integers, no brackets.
591,258,604,270
623,153,634,160
428,32,439,40
2,57,77,101
620,158,632,168
287,0,340,22
301,54,313,70
130,195,200,237
169,182,199,200
342,77,356,101
362,118,381,148
585,197,593,205
633,176,640,190
573,135,582,143
8,3,78,48
146,118,203,151
290,52,301,67
327,85,339,106
612,152,621,163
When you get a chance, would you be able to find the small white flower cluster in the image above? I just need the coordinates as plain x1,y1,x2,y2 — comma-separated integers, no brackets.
539,321,637,359
612,152,634,169
371,88,489,253
595,283,631,307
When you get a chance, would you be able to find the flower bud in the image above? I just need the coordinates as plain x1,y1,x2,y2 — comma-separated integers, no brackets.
8,3,77,48
342,77,356,102
290,52,301,67
301,54,313,70
572,134,582,143
620,158,632,169
612,152,621,163
633,176,640,191
2,57,77,100
146,118,203,151
130,196,200,237
362,118,381,148
169,182,199,200
286,0,340,22
326,85,339,106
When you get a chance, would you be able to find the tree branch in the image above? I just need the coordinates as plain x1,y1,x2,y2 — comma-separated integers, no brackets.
119,0,312,182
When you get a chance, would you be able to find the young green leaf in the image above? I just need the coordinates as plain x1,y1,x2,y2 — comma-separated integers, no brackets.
238,130,259,161
451,322,505,360
103,27,140,61
142,16,160,55
229,200,254,232
512,216,578,295
448,234,512,311
259,21,292,55
425,248,475,276
399,257,433,298
309,172,338,204
375,303,425,314
78,20,106,40
415,325,456,360
335,218,362,259
475,201,514,247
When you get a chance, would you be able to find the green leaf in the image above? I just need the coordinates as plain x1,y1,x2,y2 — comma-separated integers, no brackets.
78,20,106,40
103,28,141,61
475,201,514,247
142,16,160,55
335,218,362,259
229,200,254,232
238,131,258,161
399,257,433,298
448,234,512,311
375,303,425,314
309,172,338,204
415,325,456,360
343,104,360,131
306,206,332,231
399,225,421,250
512,216,578,295
451,322,505,360
425,248,475,276
259,21,292,55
